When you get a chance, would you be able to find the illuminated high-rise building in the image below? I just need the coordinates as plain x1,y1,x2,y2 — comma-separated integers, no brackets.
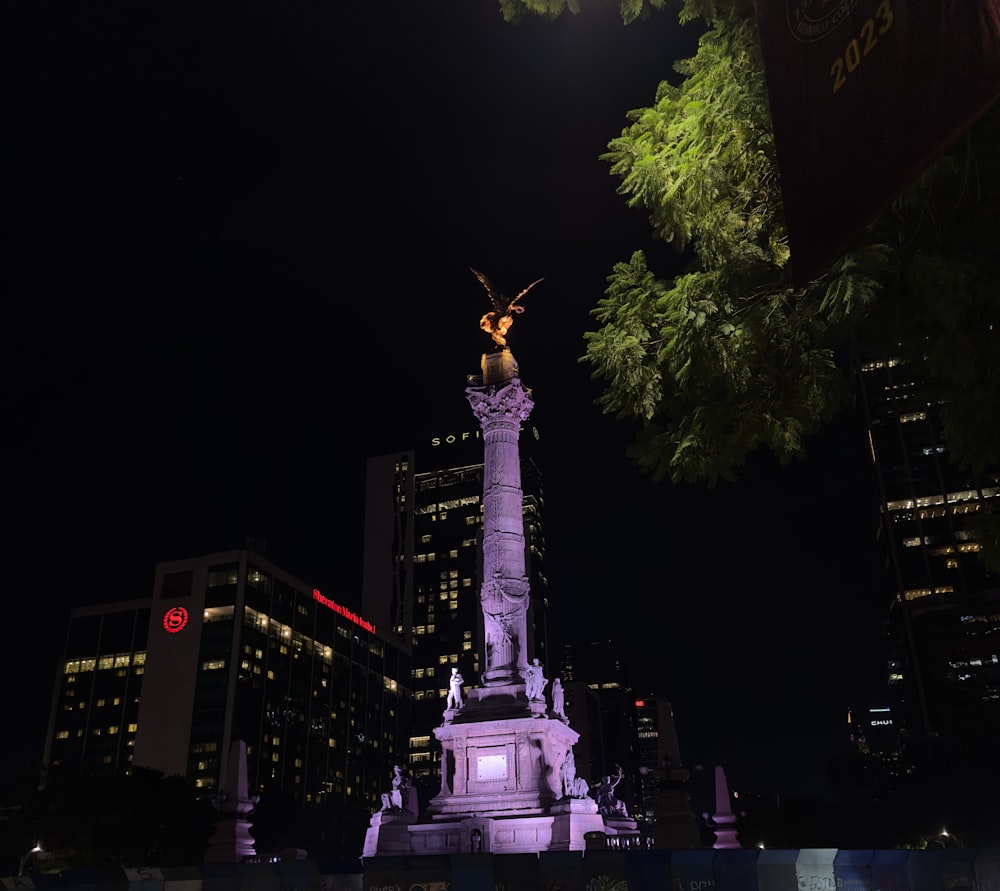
560,639,635,795
633,696,698,847
558,642,699,846
43,549,409,854
361,430,548,791
857,354,1000,766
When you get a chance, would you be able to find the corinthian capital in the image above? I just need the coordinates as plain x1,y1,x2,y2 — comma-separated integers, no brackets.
466,379,534,427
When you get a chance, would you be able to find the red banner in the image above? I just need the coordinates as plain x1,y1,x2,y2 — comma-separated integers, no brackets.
756,0,1000,285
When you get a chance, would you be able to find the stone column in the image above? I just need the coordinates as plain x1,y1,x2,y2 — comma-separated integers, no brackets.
466,350,533,687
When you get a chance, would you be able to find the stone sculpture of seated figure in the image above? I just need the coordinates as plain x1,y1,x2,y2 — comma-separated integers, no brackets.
379,765,412,812
560,750,590,799
593,767,629,818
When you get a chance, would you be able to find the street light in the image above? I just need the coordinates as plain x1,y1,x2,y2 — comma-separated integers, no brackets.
18,845,41,876
939,828,965,848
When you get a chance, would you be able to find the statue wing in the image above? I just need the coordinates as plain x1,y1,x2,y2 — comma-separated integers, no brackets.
471,267,544,314
470,267,506,313
508,277,544,312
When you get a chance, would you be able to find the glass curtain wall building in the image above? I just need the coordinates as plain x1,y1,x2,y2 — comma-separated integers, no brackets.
857,355,1000,766
43,550,409,853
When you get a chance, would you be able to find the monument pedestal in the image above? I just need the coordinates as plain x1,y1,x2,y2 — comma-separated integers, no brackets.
364,690,642,856
429,705,577,817
362,809,419,858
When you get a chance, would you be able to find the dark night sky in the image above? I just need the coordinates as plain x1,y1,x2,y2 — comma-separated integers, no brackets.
4,0,887,803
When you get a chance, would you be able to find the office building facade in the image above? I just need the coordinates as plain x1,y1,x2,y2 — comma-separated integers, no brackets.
43,550,409,853
857,355,1000,765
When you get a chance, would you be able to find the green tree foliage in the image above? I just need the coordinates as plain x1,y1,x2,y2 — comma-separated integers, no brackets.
499,0,1000,545
497,0,668,25
568,1,1000,490
583,5,889,484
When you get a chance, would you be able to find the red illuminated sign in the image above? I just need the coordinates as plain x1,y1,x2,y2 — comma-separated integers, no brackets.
163,606,189,634
312,589,376,633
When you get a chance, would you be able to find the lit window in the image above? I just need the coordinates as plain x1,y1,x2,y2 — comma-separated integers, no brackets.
55,730,69,740
202,659,226,671
904,588,932,601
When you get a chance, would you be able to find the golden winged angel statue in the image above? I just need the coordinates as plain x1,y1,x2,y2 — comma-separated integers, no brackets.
471,267,543,348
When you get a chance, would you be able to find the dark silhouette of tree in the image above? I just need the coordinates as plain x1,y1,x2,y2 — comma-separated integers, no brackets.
14,765,214,870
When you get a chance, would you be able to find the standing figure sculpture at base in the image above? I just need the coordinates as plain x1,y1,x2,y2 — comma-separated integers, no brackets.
523,658,548,701
551,677,566,719
446,667,464,711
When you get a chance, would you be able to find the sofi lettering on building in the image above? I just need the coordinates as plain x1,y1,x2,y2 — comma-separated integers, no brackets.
431,426,536,446
431,431,482,446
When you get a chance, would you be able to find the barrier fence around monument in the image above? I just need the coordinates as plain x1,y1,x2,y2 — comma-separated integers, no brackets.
3,848,1000,891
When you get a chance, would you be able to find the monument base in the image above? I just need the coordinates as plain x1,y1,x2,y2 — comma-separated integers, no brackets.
364,800,615,856
363,694,635,857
